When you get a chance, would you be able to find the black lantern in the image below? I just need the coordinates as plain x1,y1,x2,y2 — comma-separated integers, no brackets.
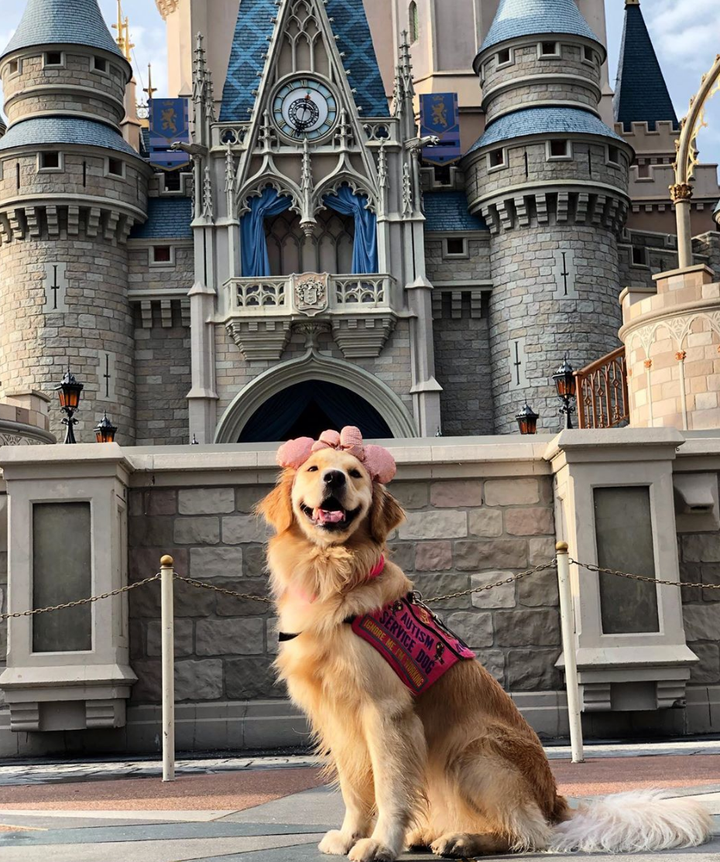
553,355,577,430
516,404,539,435
95,413,118,444
55,369,84,444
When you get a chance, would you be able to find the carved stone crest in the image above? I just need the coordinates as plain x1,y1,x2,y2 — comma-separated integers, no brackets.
293,272,330,317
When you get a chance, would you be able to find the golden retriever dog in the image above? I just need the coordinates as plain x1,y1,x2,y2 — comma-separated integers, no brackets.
259,428,711,861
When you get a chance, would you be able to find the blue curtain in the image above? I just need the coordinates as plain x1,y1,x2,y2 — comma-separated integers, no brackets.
324,186,378,274
240,188,292,278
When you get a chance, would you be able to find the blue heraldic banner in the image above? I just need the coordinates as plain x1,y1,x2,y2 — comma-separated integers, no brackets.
420,93,462,165
150,99,190,171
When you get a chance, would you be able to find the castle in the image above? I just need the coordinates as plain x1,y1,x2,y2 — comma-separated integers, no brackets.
1,0,720,754
0,0,717,446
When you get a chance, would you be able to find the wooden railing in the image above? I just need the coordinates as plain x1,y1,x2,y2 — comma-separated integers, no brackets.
575,347,629,429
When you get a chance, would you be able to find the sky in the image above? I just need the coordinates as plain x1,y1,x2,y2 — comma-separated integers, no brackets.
1,0,719,164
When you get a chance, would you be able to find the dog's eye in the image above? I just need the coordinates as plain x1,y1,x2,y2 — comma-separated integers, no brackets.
349,469,362,479
307,466,319,473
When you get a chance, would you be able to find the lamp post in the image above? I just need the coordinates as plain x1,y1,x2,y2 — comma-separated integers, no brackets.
95,413,118,443
516,404,539,435
55,369,84,444
553,356,577,430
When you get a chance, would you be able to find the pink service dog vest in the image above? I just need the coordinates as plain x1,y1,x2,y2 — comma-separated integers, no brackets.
350,593,475,695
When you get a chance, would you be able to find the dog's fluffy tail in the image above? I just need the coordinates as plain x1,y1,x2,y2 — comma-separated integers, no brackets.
549,790,712,853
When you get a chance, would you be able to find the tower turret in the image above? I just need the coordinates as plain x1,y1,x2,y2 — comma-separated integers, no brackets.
464,0,633,432
0,0,150,443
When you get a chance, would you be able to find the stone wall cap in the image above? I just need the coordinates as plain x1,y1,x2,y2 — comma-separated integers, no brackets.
544,427,685,463
653,263,715,282
3,389,52,403
0,442,132,469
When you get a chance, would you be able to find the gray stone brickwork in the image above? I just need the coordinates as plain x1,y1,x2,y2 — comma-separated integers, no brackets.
126,475,560,708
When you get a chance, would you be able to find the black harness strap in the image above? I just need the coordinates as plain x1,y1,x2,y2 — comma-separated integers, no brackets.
279,616,357,644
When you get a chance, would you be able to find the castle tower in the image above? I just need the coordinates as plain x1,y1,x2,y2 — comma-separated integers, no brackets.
0,0,150,443
464,0,633,433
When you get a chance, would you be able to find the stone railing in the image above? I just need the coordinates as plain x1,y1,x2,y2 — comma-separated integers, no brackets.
575,347,629,430
223,272,399,360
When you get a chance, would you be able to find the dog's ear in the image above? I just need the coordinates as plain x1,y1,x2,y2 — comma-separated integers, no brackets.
370,484,405,545
257,470,295,534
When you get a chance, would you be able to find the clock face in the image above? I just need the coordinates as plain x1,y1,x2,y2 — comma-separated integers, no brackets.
273,78,338,141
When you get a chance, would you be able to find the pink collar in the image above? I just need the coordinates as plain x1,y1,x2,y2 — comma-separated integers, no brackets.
286,555,386,607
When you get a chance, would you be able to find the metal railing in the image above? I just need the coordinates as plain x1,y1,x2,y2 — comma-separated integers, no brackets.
575,346,629,429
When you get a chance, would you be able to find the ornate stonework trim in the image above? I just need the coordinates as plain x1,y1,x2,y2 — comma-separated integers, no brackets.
155,0,179,20
214,348,418,443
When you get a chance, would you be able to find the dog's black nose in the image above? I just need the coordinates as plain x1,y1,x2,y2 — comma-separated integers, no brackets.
323,470,346,488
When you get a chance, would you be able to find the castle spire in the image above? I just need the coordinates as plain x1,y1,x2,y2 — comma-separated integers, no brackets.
1,0,130,76
614,0,678,130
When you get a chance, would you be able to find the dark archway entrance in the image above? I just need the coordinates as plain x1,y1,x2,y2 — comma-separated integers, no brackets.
238,380,393,443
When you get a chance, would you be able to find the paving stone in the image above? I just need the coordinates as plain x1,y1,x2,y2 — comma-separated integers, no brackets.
222,515,269,545
444,611,494,649
518,567,560,608
387,542,416,572
484,477,540,506
689,642,720,684
684,604,720,641
504,507,555,536
147,619,194,657
225,656,280,699
505,648,562,691
454,538,529,570
430,480,484,508
179,488,236,516
471,571,516,608
236,485,272,513
174,517,220,545
399,510,468,540
391,481,429,510
191,547,244,580
196,618,265,656
475,648,505,683
494,609,561,646
415,541,453,572
468,508,503,537
683,534,720,563
175,659,224,701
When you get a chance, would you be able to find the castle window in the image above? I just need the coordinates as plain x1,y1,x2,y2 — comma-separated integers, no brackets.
443,237,469,259
106,157,124,177
488,148,506,170
163,171,182,192
44,51,64,68
637,161,651,179
151,245,174,265
539,41,561,58
497,48,513,67
38,151,63,172
607,146,621,165
632,247,649,267
8,59,20,76
409,1,419,43
583,46,596,65
547,139,571,160
93,56,108,74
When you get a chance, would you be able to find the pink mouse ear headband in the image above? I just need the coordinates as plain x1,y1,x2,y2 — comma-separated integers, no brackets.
276,426,397,485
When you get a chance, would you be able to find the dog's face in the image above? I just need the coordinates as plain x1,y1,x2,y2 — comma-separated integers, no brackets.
291,448,374,544
259,447,405,547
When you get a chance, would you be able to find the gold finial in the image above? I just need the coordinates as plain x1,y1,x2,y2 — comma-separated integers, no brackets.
144,64,158,101
112,0,134,62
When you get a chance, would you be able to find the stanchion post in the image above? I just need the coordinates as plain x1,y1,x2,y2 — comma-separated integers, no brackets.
160,554,176,782
556,542,584,764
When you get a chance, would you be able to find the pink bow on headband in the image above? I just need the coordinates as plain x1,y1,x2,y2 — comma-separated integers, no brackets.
277,426,397,485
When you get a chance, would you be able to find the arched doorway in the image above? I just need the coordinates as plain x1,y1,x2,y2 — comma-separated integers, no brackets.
238,380,392,443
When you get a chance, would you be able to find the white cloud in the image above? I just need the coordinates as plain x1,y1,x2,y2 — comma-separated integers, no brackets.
644,0,720,70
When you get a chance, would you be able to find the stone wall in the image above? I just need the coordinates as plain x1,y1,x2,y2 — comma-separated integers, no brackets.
126,473,560,713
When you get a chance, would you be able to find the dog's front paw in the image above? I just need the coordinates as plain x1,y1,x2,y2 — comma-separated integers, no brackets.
319,830,356,856
431,833,476,858
348,837,397,862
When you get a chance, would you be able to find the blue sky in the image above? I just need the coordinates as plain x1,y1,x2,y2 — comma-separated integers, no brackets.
1,0,719,164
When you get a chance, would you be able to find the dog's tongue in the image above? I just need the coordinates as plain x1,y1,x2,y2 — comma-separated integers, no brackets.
314,507,345,524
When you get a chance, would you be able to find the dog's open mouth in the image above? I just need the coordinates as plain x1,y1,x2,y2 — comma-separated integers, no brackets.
301,496,360,531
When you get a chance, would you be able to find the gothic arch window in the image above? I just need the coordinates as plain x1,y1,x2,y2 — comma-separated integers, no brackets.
409,1,419,44
265,208,355,276
280,0,327,76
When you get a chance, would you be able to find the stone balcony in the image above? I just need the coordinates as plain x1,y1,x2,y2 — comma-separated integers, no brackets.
222,272,400,361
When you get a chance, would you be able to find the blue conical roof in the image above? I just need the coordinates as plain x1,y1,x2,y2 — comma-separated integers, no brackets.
479,0,602,56
2,0,126,65
613,1,678,131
